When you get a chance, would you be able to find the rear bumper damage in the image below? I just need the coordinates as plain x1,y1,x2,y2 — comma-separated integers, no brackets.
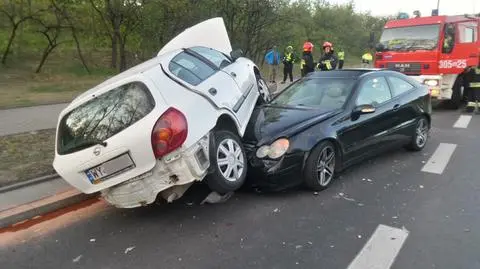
101,134,210,208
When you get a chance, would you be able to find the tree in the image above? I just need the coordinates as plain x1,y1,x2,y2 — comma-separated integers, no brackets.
0,0,45,64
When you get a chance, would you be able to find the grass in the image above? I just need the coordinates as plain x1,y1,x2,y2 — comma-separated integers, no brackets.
0,129,56,187
0,50,114,109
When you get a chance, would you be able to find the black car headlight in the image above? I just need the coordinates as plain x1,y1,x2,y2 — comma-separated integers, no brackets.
256,138,290,159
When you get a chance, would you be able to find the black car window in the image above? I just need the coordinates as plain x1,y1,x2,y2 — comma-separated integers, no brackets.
356,77,392,106
388,76,415,97
190,46,232,69
270,78,355,110
57,82,155,155
169,52,216,86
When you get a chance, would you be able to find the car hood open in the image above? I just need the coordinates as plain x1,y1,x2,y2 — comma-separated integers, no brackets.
157,17,233,57
244,105,339,145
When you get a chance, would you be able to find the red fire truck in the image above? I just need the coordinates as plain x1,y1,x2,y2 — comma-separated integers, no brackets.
375,14,480,109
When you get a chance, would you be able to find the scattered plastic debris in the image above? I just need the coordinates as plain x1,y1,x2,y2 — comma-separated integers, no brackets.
90,238,96,242
186,202,194,206
419,185,424,189
392,216,398,219
357,203,364,207
178,258,182,261
464,228,471,233
72,255,82,263
201,191,233,204
307,241,313,245
421,161,426,164
124,246,135,254
366,179,373,182
296,262,299,265
273,208,280,213
330,245,335,248
357,235,362,239
313,192,319,195
282,242,286,246
295,245,303,249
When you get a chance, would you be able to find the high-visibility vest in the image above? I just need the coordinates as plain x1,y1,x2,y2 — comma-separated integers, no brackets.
338,51,345,60
470,67,480,88
285,52,293,63
362,53,373,61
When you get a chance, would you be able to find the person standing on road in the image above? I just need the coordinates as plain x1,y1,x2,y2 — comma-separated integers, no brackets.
264,45,281,83
464,64,480,113
337,49,345,69
301,41,315,77
281,45,295,84
361,51,373,68
317,42,338,71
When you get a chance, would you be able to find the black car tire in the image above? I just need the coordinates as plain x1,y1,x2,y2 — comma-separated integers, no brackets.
256,77,271,105
206,130,247,194
304,141,337,191
407,116,429,151
447,76,463,109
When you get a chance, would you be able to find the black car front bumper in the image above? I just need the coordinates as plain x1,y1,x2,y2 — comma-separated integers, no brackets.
244,144,306,191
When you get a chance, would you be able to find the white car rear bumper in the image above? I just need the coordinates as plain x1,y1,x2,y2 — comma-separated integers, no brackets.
101,134,210,208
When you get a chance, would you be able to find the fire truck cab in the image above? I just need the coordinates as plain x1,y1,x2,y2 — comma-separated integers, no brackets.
375,14,480,109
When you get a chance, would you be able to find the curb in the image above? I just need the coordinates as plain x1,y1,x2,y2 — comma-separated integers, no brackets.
0,174,59,194
0,188,97,229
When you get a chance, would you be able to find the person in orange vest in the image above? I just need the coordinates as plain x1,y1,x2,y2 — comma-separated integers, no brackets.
301,41,315,77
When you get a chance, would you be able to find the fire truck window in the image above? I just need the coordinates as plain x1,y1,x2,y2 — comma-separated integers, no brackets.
442,24,455,54
460,27,475,43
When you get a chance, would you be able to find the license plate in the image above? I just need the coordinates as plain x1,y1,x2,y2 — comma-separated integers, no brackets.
85,153,135,184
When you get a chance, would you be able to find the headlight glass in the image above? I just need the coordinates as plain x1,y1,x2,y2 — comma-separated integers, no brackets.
256,145,270,158
424,79,439,87
267,138,290,159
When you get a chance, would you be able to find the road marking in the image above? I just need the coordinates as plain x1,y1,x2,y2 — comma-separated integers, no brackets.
421,143,457,174
347,224,409,269
453,115,472,128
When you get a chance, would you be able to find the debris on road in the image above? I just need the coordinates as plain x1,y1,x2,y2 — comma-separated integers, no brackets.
124,246,135,254
357,235,362,239
201,191,234,204
334,192,356,202
72,255,82,263
307,241,313,245
295,245,303,249
273,208,280,213
89,238,96,242
419,185,424,189
464,228,471,232
313,192,319,195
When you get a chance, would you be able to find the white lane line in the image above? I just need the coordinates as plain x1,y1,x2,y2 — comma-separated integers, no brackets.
347,224,409,269
421,143,457,174
453,115,472,128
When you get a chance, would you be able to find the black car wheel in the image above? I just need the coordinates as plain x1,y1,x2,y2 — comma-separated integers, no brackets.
256,78,271,104
207,130,247,194
304,141,337,191
407,116,429,151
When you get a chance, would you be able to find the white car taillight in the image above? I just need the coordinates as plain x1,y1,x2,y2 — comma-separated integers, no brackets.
151,107,188,159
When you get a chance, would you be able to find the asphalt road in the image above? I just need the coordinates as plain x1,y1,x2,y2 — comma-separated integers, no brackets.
0,103,68,136
1,109,480,269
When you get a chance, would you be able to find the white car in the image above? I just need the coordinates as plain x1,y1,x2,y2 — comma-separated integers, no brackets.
53,18,271,208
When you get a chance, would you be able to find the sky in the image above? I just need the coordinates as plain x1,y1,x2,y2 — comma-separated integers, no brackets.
328,0,478,17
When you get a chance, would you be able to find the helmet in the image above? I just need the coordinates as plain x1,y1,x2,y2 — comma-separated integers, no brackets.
303,42,314,52
323,41,333,48
286,45,293,51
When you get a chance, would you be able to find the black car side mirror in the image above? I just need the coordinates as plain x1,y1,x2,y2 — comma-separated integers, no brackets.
351,104,376,120
230,49,244,61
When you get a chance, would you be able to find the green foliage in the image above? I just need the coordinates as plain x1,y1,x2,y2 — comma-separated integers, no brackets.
0,0,390,74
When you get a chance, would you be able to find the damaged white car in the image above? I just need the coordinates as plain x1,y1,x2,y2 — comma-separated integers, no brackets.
53,18,271,208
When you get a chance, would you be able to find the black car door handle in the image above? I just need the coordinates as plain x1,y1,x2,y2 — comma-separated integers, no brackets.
208,88,217,95
393,104,400,111
230,72,237,77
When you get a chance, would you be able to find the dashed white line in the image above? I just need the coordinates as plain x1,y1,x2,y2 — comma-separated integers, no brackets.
421,143,457,174
453,115,472,128
346,224,409,269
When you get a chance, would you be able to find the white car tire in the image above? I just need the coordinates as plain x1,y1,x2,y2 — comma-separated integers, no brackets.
207,130,247,194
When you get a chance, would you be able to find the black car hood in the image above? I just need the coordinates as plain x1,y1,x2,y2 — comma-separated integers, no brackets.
244,104,340,145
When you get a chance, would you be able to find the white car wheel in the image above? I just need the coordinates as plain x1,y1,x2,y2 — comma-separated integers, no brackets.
257,78,271,103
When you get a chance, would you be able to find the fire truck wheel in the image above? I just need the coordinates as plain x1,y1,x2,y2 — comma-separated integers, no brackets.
447,76,463,110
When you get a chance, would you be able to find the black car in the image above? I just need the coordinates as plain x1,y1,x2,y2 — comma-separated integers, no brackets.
243,69,431,191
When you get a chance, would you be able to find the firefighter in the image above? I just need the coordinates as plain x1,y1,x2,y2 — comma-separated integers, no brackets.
464,64,480,113
301,41,315,77
281,45,295,84
361,51,373,67
337,49,345,70
317,42,338,71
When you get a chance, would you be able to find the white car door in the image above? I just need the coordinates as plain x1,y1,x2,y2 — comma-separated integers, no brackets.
166,50,244,115
187,46,258,127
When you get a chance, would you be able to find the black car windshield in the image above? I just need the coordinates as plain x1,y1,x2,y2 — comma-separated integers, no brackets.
270,77,355,110
379,24,440,51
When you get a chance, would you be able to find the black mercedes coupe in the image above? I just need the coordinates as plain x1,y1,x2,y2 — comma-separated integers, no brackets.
243,69,432,191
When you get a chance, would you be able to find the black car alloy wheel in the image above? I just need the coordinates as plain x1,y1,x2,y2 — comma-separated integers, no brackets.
304,141,336,191
408,116,429,151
